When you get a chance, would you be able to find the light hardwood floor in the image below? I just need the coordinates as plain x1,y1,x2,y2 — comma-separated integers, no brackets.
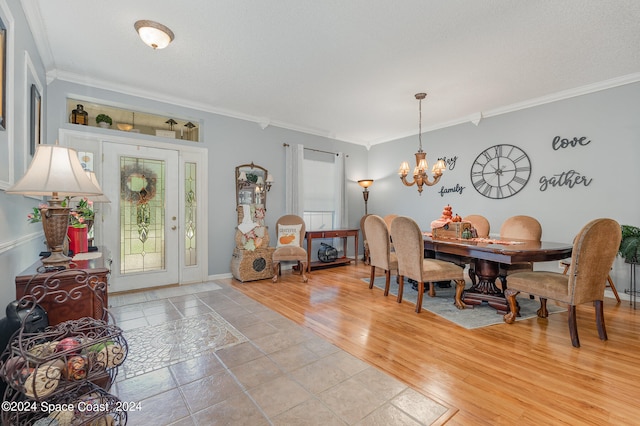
226,262,640,425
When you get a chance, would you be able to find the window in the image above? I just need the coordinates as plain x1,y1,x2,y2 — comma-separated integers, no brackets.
303,156,336,230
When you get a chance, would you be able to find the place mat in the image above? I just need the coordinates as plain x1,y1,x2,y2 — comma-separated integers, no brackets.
363,276,565,329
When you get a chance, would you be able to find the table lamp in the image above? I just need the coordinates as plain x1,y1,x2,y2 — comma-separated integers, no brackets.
6,145,103,267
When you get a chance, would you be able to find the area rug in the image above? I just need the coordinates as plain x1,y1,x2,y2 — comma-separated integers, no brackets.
363,276,565,329
121,312,248,379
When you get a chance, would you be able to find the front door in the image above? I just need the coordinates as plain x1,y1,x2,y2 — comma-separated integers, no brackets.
102,143,180,292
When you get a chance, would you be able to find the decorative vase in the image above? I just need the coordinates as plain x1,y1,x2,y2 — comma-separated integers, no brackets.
98,122,110,128
70,104,88,125
67,226,88,255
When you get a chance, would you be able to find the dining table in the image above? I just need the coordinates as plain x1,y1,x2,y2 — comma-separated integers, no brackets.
423,233,573,313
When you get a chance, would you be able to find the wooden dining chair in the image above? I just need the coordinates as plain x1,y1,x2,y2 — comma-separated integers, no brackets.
364,215,398,296
498,215,542,288
390,216,466,313
504,218,621,347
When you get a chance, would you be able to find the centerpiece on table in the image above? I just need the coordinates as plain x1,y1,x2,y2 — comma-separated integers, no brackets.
431,204,473,239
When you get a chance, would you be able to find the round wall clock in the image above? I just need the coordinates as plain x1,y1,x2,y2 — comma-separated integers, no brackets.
470,144,531,199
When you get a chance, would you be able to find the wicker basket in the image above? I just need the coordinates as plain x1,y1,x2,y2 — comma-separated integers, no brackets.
230,247,275,282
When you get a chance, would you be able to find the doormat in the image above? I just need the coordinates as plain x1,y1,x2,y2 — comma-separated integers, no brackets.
363,276,565,329
120,311,248,379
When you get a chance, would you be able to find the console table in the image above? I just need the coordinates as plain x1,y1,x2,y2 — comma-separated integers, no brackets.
15,252,110,326
305,228,359,272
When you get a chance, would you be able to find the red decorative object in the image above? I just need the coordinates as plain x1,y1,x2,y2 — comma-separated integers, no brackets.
67,226,88,254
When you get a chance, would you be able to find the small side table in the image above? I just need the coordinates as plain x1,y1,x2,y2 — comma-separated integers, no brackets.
305,228,359,272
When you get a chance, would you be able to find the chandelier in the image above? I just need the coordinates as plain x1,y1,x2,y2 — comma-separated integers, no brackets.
398,93,446,195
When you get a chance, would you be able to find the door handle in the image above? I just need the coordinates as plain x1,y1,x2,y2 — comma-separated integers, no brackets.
171,226,177,230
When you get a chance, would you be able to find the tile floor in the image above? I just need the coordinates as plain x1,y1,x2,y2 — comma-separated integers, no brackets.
108,281,449,425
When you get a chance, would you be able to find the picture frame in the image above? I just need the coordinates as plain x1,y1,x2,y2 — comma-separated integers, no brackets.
29,83,41,156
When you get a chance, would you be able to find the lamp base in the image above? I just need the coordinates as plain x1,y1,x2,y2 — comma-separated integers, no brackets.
42,250,72,268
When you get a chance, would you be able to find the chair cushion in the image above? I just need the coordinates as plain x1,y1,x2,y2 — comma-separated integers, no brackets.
273,245,307,262
420,259,464,282
277,223,302,247
506,271,570,302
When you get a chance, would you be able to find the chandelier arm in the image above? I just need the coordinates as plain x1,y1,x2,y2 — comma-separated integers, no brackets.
400,175,417,187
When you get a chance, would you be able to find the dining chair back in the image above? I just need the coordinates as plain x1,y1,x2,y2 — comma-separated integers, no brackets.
464,214,490,238
272,215,308,283
561,259,620,303
503,218,622,347
390,216,466,313
364,215,398,296
499,215,542,287
500,215,542,241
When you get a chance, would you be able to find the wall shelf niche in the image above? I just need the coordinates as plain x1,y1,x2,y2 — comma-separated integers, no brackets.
66,98,200,142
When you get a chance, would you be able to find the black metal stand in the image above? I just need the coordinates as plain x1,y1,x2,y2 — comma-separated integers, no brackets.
624,262,638,309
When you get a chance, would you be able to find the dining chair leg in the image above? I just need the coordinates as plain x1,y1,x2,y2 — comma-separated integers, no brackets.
453,279,466,309
537,298,549,318
369,266,376,289
595,300,608,341
384,270,391,296
428,282,436,298
397,275,404,303
503,288,520,324
416,281,424,313
607,275,621,303
568,305,580,348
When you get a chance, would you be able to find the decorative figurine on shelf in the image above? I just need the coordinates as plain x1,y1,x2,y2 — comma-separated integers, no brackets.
70,104,88,125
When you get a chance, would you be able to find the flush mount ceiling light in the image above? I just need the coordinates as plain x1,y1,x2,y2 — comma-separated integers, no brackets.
134,20,174,49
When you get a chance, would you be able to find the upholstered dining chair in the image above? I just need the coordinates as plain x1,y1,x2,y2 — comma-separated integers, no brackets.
272,215,308,283
364,215,398,296
360,214,372,265
463,214,491,285
498,215,542,288
390,216,466,313
503,218,621,348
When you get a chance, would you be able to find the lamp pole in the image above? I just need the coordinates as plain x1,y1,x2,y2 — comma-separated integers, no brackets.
357,179,374,215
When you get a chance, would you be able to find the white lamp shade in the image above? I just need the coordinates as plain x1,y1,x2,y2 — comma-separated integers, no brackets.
135,20,174,50
86,171,111,203
6,145,103,197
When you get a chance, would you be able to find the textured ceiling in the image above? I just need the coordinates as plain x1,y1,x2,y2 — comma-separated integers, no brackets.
24,0,640,147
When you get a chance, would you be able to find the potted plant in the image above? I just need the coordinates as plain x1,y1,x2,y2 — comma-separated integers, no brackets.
96,114,113,128
619,225,640,264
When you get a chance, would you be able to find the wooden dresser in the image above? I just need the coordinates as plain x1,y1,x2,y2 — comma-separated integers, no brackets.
15,253,110,326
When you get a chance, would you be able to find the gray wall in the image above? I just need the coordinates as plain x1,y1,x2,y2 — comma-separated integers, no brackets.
45,80,370,278
0,0,50,313
368,82,640,289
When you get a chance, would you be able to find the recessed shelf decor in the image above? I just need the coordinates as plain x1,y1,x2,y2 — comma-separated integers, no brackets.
66,98,200,142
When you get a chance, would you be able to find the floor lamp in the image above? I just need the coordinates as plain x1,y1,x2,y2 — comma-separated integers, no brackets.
6,145,103,268
358,179,374,215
